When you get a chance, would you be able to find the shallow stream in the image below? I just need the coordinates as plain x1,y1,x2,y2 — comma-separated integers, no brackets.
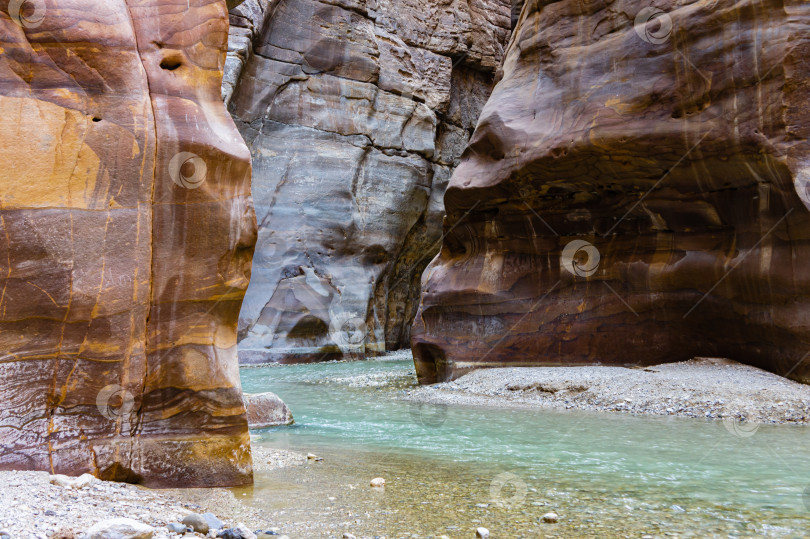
237,352,810,538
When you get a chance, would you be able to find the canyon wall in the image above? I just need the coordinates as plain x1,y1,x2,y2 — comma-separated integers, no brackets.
227,0,511,363
412,0,810,384
0,0,255,487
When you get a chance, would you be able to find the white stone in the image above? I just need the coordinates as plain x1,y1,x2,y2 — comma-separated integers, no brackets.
50,473,97,489
86,518,155,539
542,512,559,523
476,527,490,538
235,523,256,539
369,477,385,488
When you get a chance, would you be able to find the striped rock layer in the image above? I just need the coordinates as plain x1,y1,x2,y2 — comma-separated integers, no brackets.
0,0,255,487
412,0,810,384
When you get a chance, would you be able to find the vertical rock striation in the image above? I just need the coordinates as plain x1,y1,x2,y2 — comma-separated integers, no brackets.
0,0,255,487
412,0,810,384
228,0,511,363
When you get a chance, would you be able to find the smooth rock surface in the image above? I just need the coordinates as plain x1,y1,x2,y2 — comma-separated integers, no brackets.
227,0,511,363
217,524,256,539
243,392,294,428
412,0,810,384
181,514,209,535
166,523,188,534
0,0,255,486
86,518,154,539
50,473,97,490
202,513,225,532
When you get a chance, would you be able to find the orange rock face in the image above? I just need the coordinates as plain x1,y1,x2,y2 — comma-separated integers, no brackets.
412,1,810,384
0,0,255,487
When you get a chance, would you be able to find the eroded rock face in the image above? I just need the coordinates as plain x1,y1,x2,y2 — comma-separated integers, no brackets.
228,0,511,363
412,1,810,384
0,0,255,487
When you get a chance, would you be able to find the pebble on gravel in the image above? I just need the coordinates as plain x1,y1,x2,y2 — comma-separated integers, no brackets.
306,453,323,461
166,522,188,534
52,528,78,539
217,524,256,539
342,533,357,539
475,527,490,538
542,512,559,523
86,518,155,539
369,478,385,488
202,513,225,531
181,514,210,534
50,473,97,489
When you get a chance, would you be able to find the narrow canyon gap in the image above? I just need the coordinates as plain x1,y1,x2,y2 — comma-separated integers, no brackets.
225,0,511,364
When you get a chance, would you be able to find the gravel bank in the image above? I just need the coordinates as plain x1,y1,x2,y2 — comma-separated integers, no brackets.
405,358,810,424
0,446,305,539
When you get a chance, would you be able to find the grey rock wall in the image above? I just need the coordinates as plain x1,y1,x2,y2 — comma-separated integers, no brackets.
225,0,510,363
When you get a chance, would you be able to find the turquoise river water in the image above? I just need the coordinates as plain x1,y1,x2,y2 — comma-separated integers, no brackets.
237,354,810,538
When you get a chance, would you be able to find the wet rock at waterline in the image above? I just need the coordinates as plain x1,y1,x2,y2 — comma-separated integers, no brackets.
412,0,810,384
226,0,511,363
0,0,255,486
243,392,294,428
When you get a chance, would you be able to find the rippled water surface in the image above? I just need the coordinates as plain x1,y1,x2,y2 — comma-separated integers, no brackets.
238,353,810,538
